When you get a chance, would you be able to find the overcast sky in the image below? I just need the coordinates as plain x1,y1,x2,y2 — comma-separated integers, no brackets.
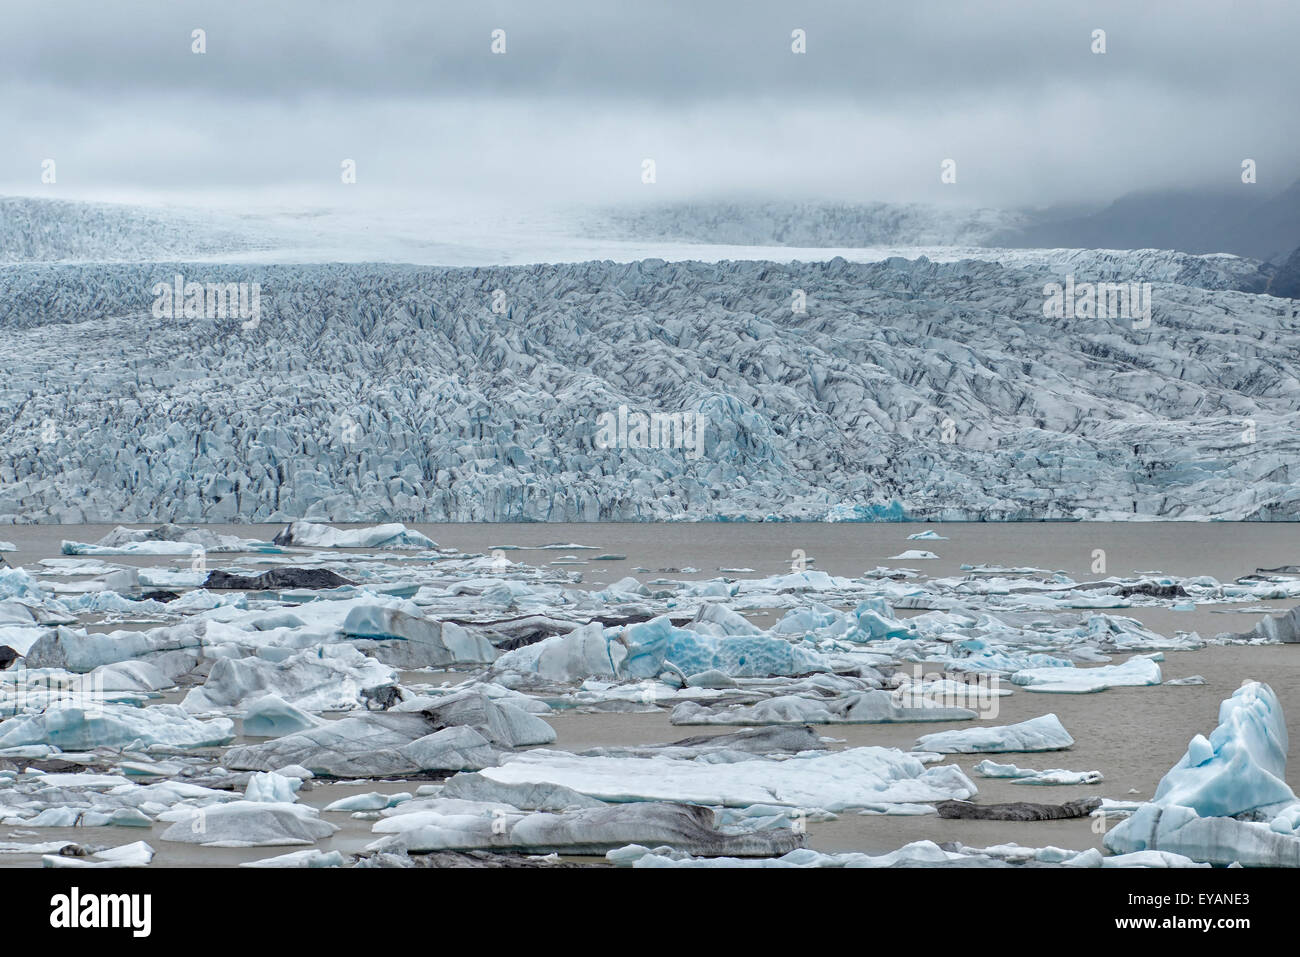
2,0,1297,211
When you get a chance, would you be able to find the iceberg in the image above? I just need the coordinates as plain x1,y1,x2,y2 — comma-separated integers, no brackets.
241,849,346,867
1150,681,1293,818
0,704,234,751
181,645,398,714
61,524,267,555
1010,655,1162,694
272,522,436,549
369,800,803,857
341,606,497,667
1104,802,1300,867
223,692,550,776
242,694,320,737
973,761,1102,785
914,714,1074,753
478,746,977,811
158,800,337,847
1102,682,1300,865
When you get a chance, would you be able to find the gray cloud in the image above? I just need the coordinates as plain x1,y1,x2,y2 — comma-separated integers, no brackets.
3,0,1297,208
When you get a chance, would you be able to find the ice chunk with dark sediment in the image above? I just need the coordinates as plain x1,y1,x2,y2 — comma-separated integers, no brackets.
61,524,269,556
224,714,499,777
181,645,397,713
223,692,550,776
936,797,1100,820
1220,605,1300,643
439,773,607,810
368,801,804,857
202,568,356,590
272,522,436,549
1104,802,1300,867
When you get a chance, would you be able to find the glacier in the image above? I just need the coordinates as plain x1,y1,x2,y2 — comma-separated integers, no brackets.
1,253,1298,522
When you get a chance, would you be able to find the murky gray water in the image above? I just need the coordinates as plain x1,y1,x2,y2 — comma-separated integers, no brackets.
3,521,1298,866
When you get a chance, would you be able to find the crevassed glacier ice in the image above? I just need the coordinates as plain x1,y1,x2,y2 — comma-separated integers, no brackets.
2,256,1298,522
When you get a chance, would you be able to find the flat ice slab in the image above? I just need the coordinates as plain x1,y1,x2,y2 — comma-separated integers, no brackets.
478,746,977,811
914,714,1074,753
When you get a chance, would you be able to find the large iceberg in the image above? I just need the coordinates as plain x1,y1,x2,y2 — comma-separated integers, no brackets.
1103,682,1300,865
1150,681,1292,818
477,746,977,812
272,522,436,549
369,800,803,857
0,704,234,751
181,645,398,713
492,615,828,683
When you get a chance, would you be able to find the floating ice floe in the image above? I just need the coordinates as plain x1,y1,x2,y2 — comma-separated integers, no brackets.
24,622,207,673
890,550,939,560
609,840,1206,868
368,800,804,857
323,791,412,812
914,714,1074,753
159,801,337,847
973,760,1103,785
272,522,437,550
61,524,269,556
669,691,976,726
0,704,234,751
477,746,976,812
242,694,320,737
341,606,497,667
181,645,397,713
241,849,346,867
225,692,551,776
492,615,827,684
906,530,947,540
42,841,156,868
1221,605,1300,644
1010,655,1162,694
